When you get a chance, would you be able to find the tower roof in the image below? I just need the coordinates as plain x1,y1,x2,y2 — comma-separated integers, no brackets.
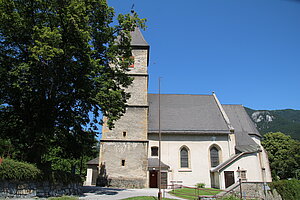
130,27,149,47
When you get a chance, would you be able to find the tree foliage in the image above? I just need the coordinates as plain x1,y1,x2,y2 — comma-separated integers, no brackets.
262,132,300,180
42,131,99,174
269,179,300,200
0,0,146,166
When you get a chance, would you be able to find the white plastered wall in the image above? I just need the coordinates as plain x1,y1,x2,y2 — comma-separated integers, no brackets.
148,133,231,187
251,135,272,183
85,168,93,186
219,152,262,189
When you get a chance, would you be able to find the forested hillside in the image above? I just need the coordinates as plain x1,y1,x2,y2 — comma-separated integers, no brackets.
245,108,300,140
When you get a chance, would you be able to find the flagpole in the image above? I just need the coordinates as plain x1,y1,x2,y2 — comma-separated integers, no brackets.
158,77,162,200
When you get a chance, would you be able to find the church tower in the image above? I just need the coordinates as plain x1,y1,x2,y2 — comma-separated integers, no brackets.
99,28,149,188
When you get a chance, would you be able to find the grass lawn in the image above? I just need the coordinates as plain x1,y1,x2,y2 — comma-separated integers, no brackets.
121,197,177,200
169,187,222,200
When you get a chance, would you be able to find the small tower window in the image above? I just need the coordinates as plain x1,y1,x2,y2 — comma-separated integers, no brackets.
121,56,135,68
121,160,125,166
123,131,127,137
129,56,135,68
151,146,158,156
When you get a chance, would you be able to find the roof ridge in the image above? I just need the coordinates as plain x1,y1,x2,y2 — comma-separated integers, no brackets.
211,153,246,172
212,93,234,132
148,93,213,96
239,106,262,137
222,104,243,106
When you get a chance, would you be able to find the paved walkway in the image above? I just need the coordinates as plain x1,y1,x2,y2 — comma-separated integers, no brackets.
79,186,185,200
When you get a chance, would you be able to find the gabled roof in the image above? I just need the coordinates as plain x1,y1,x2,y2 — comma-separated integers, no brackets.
86,157,99,165
223,105,261,153
211,153,244,172
148,158,170,170
148,94,261,154
130,27,149,47
222,105,261,137
148,94,230,134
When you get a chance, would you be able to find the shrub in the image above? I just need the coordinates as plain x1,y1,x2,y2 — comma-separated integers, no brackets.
269,179,300,200
0,158,82,185
0,158,41,181
195,183,205,188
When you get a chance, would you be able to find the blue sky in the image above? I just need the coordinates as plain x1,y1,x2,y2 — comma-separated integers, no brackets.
108,0,300,110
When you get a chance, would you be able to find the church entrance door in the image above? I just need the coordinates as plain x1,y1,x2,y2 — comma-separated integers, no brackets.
224,171,235,188
149,170,158,188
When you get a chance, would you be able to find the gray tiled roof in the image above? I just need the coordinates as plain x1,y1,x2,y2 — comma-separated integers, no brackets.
130,27,149,47
222,105,261,136
148,94,261,153
223,105,261,152
148,158,170,170
86,157,99,165
148,94,230,133
211,153,243,172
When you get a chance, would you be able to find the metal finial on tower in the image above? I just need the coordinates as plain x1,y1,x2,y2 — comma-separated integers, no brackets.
131,4,135,14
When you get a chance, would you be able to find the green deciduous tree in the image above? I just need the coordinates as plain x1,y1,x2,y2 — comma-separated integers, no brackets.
262,132,300,180
0,0,146,166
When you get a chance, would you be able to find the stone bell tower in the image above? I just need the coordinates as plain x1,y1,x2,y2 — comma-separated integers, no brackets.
98,28,149,188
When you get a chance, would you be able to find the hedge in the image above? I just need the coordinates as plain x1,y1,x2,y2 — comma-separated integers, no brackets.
269,179,300,200
0,158,82,184
0,158,41,181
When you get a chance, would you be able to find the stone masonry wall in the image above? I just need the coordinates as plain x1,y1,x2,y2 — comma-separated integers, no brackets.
129,49,148,74
0,181,82,198
99,35,149,189
223,182,282,200
108,178,147,188
126,76,148,106
102,107,148,140
99,141,148,188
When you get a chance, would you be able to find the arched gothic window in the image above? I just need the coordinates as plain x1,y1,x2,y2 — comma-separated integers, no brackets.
180,146,189,168
210,146,219,167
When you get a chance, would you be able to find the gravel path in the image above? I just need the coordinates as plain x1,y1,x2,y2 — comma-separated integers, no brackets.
79,186,185,200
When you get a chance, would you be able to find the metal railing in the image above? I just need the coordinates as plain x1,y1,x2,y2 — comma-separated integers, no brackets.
167,182,266,200
168,184,222,199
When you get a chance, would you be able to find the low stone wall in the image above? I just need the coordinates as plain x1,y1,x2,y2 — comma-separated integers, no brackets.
0,181,82,198
108,178,147,188
223,182,282,200
97,176,147,188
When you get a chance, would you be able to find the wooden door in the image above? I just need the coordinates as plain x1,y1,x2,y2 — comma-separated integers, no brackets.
149,171,158,188
224,171,235,188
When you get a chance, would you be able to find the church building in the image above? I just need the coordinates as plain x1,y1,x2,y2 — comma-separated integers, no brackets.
86,28,272,189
